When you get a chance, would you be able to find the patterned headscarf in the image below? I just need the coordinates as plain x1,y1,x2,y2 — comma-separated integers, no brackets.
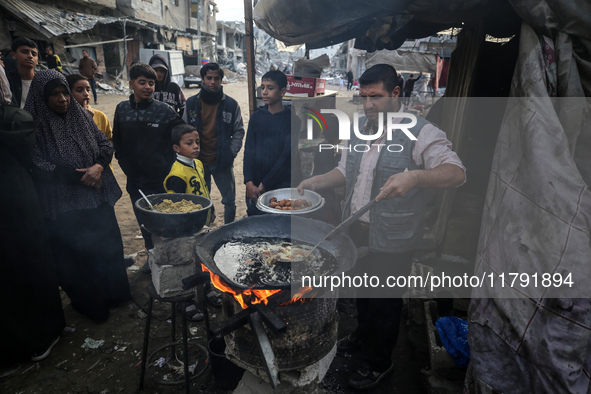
26,70,121,219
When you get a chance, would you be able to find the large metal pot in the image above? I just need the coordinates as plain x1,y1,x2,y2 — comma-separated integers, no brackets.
135,193,212,238
195,215,357,290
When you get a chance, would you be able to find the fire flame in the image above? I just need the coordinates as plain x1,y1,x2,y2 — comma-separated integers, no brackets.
201,264,317,309
202,264,280,309
279,286,317,306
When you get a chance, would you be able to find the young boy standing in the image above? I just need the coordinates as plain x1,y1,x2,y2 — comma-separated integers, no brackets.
7,37,38,108
113,63,184,272
164,124,220,318
164,124,215,226
243,70,301,216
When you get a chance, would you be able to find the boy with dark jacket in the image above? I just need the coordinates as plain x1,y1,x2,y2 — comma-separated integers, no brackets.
113,63,184,271
148,54,186,117
183,63,244,223
7,37,38,108
243,70,301,216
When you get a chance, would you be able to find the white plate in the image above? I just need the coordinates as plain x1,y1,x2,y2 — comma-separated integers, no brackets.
256,188,325,215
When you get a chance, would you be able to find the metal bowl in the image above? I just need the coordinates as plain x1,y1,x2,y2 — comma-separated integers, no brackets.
135,193,212,238
256,188,324,215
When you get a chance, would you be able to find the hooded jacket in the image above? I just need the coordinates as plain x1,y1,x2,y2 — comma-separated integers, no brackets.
149,54,186,117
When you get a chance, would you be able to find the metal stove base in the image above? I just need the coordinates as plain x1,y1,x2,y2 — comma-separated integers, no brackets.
230,344,336,392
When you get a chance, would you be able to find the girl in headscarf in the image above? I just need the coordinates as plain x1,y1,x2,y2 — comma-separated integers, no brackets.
25,70,131,322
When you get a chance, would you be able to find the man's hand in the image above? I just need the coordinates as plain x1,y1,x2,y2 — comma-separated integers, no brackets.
77,163,104,189
297,169,346,195
246,181,261,202
297,177,318,194
376,171,418,201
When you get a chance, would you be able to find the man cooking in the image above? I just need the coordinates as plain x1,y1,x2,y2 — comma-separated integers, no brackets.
297,64,465,390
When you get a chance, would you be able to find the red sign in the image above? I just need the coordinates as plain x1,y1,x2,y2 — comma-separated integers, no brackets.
286,75,326,97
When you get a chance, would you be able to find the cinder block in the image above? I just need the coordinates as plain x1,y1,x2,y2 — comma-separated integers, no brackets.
150,259,196,297
153,235,198,266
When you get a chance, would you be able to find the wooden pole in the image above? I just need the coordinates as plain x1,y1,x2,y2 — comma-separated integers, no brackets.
244,0,257,116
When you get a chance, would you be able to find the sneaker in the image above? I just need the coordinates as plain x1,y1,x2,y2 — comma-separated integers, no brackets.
337,333,362,353
205,288,222,307
185,304,204,322
348,363,394,390
31,336,60,362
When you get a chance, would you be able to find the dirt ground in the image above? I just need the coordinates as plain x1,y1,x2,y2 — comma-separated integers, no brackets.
1,83,436,393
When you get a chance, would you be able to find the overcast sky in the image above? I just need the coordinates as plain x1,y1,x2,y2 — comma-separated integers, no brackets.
216,0,245,22
215,0,340,58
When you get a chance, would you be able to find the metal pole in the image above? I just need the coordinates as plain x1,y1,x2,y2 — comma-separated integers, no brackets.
197,0,202,63
244,0,257,116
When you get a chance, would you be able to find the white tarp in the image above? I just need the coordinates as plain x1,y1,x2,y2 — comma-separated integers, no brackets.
468,20,591,392
366,49,438,74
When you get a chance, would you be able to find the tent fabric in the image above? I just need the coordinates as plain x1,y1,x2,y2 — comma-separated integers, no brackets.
253,0,512,50
366,49,438,74
468,18,591,392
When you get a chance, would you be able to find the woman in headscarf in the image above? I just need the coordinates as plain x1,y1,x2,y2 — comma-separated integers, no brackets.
0,105,65,375
25,70,131,322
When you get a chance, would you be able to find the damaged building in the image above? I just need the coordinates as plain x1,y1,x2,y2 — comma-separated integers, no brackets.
0,0,218,79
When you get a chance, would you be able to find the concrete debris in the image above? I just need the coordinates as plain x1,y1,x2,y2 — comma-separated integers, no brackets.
81,338,105,350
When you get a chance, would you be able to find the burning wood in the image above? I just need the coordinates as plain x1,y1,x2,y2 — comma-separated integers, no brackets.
202,264,318,309
202,264,280,309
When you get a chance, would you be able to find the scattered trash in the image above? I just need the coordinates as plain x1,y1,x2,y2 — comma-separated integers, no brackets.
56,360,69,368
137,310,147,319
154,357,166,367
435,316,470,368
189,327,200,336
85,359,101,373
64,326,76,332
81,338,105,350
97,82,114,91
115,346,127,352
20,365,36,375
